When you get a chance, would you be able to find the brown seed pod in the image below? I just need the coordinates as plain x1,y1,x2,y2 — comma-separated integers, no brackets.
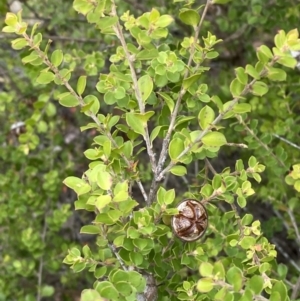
171,199,208,242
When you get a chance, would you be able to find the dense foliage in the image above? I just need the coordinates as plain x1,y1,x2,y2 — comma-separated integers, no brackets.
1,0,300,300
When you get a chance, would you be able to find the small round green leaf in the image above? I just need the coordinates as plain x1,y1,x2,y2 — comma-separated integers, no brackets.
233,103,251,114
5,13,18,26
226,266,243,291
51,49,63,67
80,225,100,234
77,75,87,95
83,95,100,115
73,0,94,15
41,285,54,297
97,171,113,190
127,271,146,292
245,64,260,79
235,67,248,85
199,105,215,130
138,75,153,102
169,138,184,161
36,72,55,84
155,15,174,27
57,92,80,107
239,236,256,249
179,9,200,26
11,38,27,50
230,78,245,97
266,67,287,81
95,281,119,299
202,132,227,147
126,113,145,136
251,81,268,96
248,275,264,295
63,176,91,195
170,165,187,176
241,214,253,226
199,262,214,277
237,196,247,208
197,278,214,293
81,289,104,301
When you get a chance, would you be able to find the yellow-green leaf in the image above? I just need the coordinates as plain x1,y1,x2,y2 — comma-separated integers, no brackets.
198,105,215,130
202,132,227,147
138,75,153,102
179,9,199,26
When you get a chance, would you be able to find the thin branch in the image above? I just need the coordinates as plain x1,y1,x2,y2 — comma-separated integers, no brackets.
148,0,212,203
136,179,148,203
223,24,248,43
272,133,300,151
272,239,300,273
273,208,291,235
108,243,128,271
237,117,287,169
111,1,157,176
226,142,248,148
22,33,148,204
205,158,217,175
291,276,300,300
287,209,300,248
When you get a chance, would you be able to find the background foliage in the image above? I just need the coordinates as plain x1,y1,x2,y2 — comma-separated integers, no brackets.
1,0,300,300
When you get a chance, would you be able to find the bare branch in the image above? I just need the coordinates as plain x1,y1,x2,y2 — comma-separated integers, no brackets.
291,276,300,300
287,209,300,248
226,142,248,148
272,133,300,151
272,240,300,273
108,243,128,271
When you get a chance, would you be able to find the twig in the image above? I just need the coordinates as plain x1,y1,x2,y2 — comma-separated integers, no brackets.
148,0,212,203
205,158,217,175
291,276,300,300
22,33,148,204
287,209,300,249
108,243,128,271
272,133,300,151
237,117,287,168
272,239,300,273
226,142,248,148
223,24,248,43
273,208,291,235
111,1,157,177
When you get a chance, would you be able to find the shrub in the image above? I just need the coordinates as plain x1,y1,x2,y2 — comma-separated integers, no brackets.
2,0,300,300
